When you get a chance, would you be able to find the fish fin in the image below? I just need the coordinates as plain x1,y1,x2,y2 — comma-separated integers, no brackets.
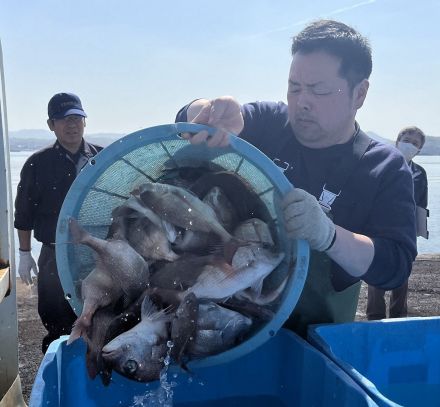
96,350,113,386
208,239,249,264
171,293,199,366
141,296,172,322
85,348,98,380
140,297,158,319
98,366,113,386
249,277,265,298
67,317,89,345
149,287,182,307
251,274,289,305
162,220,177,243
223,298,274,321
68,217,88,244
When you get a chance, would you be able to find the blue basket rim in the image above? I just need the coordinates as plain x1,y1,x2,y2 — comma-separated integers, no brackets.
56,122,310,368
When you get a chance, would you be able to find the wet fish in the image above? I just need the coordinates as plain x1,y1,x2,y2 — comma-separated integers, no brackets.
67,218,150,345
172,186,236,253
190,171,271,223
234,273,289,305
170,293,199,366
202,186,238,232
172,229,218,253
187,246,285,301
221,297,275,321
132,182,233,242
233,218,274,247
126,217,179,262
85,305,121,385
187,302,252,357
101,297,170,382
150,255,217,291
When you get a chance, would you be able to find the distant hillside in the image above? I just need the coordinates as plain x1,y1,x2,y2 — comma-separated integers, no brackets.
9,129,124,151
9,128,440,155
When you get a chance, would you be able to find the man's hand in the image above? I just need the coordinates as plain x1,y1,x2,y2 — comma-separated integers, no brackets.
18,249,38,285
183,96,244,147
282,188,336,251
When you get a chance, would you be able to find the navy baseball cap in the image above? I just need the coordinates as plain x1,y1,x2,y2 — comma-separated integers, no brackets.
48,92,87,120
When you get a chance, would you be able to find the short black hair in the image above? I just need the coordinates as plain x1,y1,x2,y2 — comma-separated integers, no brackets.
397,126,426,148
291,20,372,89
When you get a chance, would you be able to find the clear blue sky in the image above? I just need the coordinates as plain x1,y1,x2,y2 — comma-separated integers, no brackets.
1,0,439,138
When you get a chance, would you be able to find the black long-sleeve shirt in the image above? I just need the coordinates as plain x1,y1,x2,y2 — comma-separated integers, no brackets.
14,140,102,244
176,101,417,290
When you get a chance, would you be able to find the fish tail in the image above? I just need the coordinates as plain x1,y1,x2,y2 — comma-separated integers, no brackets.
86,348,99,379
67,315,90,345
69,217,89,244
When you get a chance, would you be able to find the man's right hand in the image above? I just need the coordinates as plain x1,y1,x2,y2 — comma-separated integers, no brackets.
18,249,38,285
182,96,244,147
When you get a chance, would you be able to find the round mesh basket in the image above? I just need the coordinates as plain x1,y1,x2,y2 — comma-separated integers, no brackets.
56,122,309,368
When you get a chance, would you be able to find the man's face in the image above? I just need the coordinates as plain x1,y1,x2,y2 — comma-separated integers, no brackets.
48,115,85,151
287,51,367,148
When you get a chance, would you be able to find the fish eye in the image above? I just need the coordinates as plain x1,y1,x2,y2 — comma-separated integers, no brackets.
124,359,138,374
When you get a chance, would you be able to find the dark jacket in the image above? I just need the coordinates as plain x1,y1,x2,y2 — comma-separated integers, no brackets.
14,140,102,244
411,161,428,209
176,101,417,290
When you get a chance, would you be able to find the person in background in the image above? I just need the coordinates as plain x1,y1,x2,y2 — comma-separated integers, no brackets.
176,20,417,337
367,126,428,320
14,93,103,353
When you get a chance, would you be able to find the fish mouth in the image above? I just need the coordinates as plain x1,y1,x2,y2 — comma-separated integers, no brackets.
101,347,123,364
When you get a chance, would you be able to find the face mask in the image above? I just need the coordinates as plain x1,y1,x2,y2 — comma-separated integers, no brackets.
397,141,419,162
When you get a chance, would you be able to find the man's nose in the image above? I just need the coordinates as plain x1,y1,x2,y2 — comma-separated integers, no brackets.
296,91,312,110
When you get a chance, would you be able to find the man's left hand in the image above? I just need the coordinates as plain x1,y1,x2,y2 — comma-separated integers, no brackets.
282,188,336,251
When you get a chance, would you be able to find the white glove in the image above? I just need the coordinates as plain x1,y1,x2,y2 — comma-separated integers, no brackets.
282,188,336,251
18,249,38,285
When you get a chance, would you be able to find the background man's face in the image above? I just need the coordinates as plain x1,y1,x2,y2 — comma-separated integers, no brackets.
397,132,424,150
287,51,362,148
49,115,85,151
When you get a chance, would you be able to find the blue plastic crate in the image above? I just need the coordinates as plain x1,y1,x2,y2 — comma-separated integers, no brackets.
30,328,376,407
308,317,440,407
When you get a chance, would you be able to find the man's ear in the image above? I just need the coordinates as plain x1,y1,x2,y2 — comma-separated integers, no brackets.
47,118,55,131
83,119,86,128
354,79,369,110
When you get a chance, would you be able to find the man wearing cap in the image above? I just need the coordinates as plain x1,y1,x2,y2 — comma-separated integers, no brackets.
14,92,102,353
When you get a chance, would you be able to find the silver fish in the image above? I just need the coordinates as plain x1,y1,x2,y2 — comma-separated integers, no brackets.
101,297,170,382
172,186,236,252
170,293,199,365
202,186,238,232
188,302,252,357
233,218,274,247
67,218,149,345
186,246,285,301
132,182,233,242
126,217,179,262
150,255,216,291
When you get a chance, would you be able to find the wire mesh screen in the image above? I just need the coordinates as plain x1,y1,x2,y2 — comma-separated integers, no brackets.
56,123,309,367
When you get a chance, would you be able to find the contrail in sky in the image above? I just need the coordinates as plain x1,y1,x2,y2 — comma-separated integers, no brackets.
242,0,377,40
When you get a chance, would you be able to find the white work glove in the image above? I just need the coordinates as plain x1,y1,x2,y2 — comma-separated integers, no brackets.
18,249,38,285
282,188,336,252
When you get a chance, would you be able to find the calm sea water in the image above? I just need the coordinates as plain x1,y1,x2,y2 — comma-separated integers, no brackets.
8,151,440,263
